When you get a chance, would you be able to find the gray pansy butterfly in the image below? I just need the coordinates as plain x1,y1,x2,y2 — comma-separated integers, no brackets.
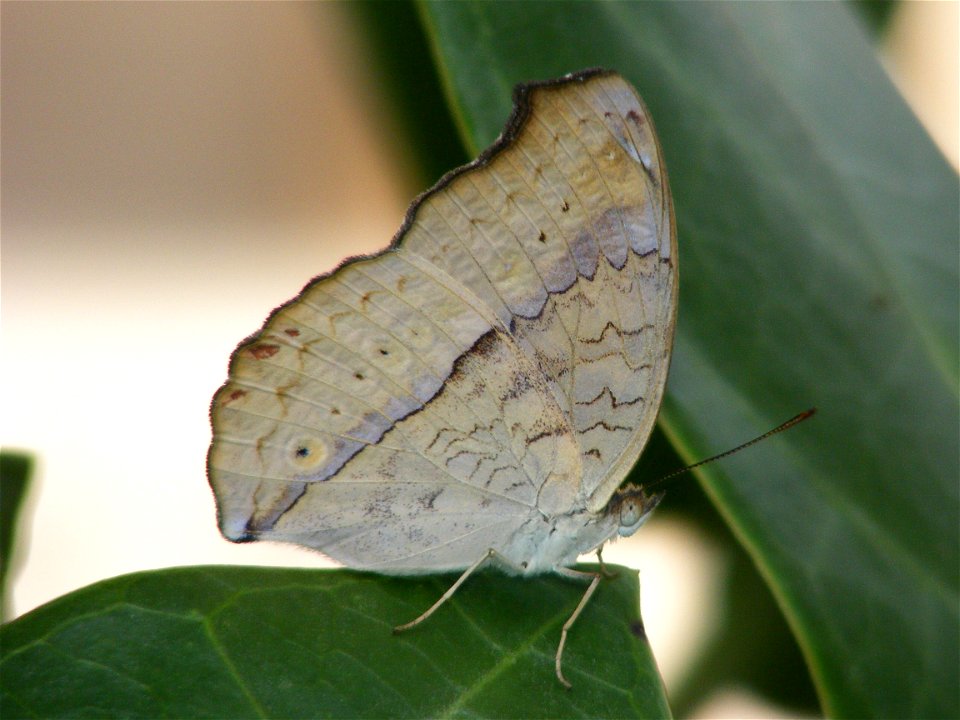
208,68,675,687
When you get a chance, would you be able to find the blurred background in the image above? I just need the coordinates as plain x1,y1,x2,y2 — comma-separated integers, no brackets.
2,3,956,718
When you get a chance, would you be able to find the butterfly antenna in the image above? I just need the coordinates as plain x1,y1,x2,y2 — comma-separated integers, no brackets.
647,408,817,489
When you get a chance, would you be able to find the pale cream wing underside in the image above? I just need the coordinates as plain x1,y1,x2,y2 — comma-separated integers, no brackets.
207,70,676,571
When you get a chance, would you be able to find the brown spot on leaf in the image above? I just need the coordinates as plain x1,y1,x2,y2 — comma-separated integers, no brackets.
870,293,890,311
284,328,300,337
560,200,570,212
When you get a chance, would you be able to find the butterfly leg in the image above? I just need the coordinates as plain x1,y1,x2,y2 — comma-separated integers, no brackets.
596,544,617,578
393,548,523,634
554,566,602,689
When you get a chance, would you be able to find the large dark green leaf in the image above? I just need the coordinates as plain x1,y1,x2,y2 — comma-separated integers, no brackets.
345,1,467,190
418,2,959,718
0,566,668,719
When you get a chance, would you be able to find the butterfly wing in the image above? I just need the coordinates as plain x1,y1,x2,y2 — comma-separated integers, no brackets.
207,69,676,570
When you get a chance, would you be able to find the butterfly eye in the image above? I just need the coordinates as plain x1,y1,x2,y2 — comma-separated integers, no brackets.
618,499,645,536
616,488,663,537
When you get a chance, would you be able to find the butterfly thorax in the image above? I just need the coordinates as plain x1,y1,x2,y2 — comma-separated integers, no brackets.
508,509,620,575
516,482,662,574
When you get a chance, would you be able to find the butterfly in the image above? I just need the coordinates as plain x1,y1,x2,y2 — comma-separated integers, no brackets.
208,68,676,688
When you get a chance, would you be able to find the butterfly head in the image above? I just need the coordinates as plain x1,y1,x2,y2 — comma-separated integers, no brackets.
607,484,663,537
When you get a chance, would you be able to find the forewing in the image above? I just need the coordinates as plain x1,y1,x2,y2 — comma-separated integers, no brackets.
208,245,588,570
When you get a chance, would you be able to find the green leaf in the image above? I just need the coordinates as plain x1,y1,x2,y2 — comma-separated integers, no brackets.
0,451,33,622
848,0,900,36
0,566,669,719
419,2,959,718
346,1,467,191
